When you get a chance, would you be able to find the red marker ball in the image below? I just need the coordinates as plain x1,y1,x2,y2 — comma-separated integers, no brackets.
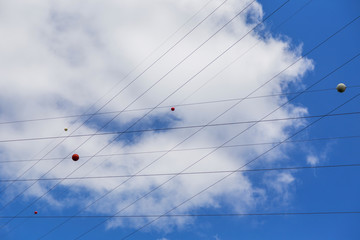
72,154,79,161
171,107,175,111
34,211,38,214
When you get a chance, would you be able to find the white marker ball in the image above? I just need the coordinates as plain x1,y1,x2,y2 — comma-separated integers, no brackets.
336,83,346,93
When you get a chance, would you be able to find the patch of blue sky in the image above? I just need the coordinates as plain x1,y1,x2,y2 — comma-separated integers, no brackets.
83,109,182,146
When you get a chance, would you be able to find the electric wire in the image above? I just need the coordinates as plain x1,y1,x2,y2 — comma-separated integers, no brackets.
43,0,313,237
0,0,318,236
0,134,359,164
0,0,229,208
0,163,358,183
0,0,315,128
35,2,293,238
1,211,360,219
8,2,358,239
42,7,359,239
0,0,218,132
74,40,360,240
178,0,314,105
0,0,226,201
74,16,360,232
0,111,359,143
4,210,359,239
118,90,360,240
0,0,257,230
123,0,218,78
8,2,360,237
1,84,359,127
0,7,237,239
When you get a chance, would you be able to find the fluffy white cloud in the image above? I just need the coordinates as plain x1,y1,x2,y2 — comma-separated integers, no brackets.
0,0,313,233
306,155,319,166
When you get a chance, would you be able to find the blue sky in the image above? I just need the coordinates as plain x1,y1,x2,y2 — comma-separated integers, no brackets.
0,0,359,239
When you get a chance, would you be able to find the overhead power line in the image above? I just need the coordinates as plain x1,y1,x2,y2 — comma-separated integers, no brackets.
0,211,359,219
1,111,359,143
1,85,359,126
40,6,360,239
0,1,225,237
0,1,249,213
121,91,360,239
111,16,360,239
0,0,259,231
120,91,360,239
0,0,234,213
0,1,256,213
8,0,358,238
0,163,359,182
27,2,298,238
1,134,358,164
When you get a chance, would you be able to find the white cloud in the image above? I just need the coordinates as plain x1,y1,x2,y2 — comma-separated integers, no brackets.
214,234,221,240
0,0,313,233
263,172,296,204
306,155,319,166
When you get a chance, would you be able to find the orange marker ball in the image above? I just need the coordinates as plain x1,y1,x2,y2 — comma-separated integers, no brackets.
72,154,79,161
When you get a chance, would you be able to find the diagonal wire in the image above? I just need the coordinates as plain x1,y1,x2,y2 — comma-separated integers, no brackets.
1,83,359,127
36,5,360,239
178,0,314,105
44,6,360,239
119,92,360,240
15,3,360,238
0,111,359,144
34,1,291,238
0,0,230,204
0,163,359,182
0,134,359,164
74,41,360,240
2,211,360,219
0,0,255,230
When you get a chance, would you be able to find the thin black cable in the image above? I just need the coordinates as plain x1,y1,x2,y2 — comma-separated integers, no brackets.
1,211,360,219
1,3,221,206
0,134,359,164
0,0,226,200
0,0,229,207
119,52,360,238
3,2,358,217
0,0,218,135
0,0,345,180
22,5,360,238
61,27,360,234
0,0,256,230
1,84,359,127
34,5,360,239
0,2,229,237
123,0,217,78
66,44,360,206
179,85,360,106
120,94,360,240
0,111,359,144
178,0,314,105
42,7,360,239
60,0,299,237
76,40,360,240
0,0,313,128
0,12,238,239
36,2,292,238
0,163,358,182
